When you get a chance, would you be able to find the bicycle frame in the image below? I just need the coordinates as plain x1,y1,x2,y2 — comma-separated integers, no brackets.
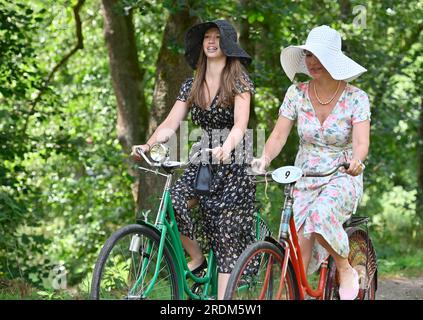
286,216,329,299
273,183,329,300
226,163,376,300
131,146,269,300
132,170,218,300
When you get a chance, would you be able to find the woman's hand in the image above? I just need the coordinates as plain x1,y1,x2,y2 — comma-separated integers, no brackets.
343,158,365,176
131,144,151,160
211,146,231,162
250,155,270,174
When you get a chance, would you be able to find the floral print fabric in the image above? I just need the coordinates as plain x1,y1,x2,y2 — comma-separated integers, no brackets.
170,74,256,273
279,81,371,274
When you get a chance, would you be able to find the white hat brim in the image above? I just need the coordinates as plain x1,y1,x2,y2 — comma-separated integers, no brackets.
280,44,367,82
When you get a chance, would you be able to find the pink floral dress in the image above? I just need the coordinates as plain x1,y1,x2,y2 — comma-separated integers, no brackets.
279,81,371,274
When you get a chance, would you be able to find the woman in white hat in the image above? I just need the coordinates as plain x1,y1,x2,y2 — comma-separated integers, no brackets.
253,25,371,300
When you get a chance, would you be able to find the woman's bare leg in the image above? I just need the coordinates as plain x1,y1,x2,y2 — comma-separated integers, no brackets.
218,273,230,300
313,233,356,289
181,198,205,270
298,226,315,274
181,235,204,269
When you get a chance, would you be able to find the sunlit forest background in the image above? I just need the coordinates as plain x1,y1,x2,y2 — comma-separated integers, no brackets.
1,0,422,299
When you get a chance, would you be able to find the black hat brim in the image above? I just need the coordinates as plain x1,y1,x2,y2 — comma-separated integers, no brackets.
184,20,252,69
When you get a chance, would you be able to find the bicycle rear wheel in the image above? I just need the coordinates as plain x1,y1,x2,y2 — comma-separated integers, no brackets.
325,229,377,300
91,224,180,300
224,241,299,300
349,229,377,300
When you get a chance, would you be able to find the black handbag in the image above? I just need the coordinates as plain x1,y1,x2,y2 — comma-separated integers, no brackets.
193,162,213,196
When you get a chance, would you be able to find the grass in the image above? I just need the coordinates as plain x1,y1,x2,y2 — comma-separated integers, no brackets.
0,278,89,300
377,249,423,278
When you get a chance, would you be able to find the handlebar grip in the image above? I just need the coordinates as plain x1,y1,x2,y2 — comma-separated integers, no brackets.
341,162,350,170
135,146,144,157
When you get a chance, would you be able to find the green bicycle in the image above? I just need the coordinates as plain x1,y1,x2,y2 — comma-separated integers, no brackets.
90,143,270,300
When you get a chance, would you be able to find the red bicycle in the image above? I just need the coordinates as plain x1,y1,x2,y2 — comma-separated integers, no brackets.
224,163,378,300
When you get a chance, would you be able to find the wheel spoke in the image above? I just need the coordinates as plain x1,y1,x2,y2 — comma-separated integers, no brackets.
225,241,299,300
91,225,179,300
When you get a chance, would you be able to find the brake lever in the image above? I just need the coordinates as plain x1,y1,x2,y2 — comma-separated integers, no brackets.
135,146,154,166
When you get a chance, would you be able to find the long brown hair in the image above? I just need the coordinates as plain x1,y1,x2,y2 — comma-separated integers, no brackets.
187,50,251,109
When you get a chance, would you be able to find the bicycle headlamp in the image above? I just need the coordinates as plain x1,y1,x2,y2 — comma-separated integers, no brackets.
149,143,169,163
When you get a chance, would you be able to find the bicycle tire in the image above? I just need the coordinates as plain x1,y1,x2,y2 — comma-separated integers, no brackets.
224,240,300,300
324,229,377,300
324,257,338,300
91,224,180,300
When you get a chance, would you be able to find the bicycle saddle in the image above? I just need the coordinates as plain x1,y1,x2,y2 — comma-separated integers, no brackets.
343,216,370,228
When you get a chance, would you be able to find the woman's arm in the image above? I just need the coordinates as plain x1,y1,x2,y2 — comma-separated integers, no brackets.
131,100,189,156
250,116,294,173
347,120,370,176
262,116,295,162
146,100,189,146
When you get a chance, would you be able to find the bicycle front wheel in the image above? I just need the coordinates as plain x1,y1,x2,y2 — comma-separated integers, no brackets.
224,241,299,300
91,224,180,300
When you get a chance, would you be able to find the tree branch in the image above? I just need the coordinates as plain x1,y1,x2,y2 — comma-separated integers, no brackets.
22,0,86,135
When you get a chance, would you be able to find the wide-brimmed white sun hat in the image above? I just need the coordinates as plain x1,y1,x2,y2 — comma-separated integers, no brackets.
280,25,367,82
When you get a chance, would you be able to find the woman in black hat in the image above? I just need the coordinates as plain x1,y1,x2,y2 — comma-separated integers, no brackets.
132,20,256,300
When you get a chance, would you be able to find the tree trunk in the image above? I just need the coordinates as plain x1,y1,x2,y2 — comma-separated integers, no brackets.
139,8,198,212
147,11,198,136
238,4,257,130
102,0,149,213
102,0,148,150
338,0,352,22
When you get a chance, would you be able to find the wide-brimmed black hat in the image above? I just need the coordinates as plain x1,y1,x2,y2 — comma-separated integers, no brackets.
184,19,252,69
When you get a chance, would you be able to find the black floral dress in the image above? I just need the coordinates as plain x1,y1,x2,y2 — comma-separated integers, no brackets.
170,75,256,273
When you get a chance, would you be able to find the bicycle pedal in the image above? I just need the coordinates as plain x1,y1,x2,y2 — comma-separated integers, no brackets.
191,282,203,294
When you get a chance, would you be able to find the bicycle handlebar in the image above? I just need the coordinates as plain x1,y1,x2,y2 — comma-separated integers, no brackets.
135,146,213,172
248,162,350,184
303,162,350,177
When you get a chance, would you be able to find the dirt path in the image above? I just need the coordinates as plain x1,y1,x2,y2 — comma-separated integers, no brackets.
377,275,423,300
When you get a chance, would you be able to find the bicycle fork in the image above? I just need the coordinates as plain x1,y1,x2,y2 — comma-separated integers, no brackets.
275,183,295,299
127,227,169,299
278,183,295,241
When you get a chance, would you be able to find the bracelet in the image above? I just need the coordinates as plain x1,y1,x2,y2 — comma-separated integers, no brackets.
146,143,151,151
357,159,366,170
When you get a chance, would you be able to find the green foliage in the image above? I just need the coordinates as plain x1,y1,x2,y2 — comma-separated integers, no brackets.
363,185,423,259
0,0,422,297
0,0,137,287
378,250,423,278
0,0,47,285
0,2,43,100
